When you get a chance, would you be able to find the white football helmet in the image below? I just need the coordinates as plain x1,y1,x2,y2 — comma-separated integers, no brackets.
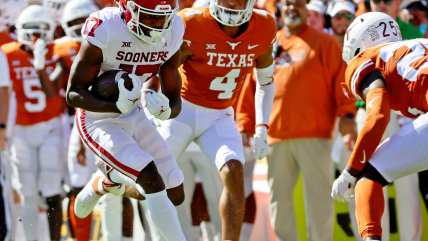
118,0,179,45
43,0,68,23
62,0,99,39
342,11,402,63
209,0,256,26
16,5,56,47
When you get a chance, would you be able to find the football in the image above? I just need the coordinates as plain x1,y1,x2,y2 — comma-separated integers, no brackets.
91,69,134,102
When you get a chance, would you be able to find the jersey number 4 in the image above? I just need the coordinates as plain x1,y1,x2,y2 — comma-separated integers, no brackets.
209,69,240,99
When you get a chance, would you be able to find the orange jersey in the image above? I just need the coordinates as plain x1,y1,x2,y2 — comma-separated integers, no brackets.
54,37,81,89
345,39,428,118
178,7,276,109
54,37,80,70
1,42,64,125
0,31,15,46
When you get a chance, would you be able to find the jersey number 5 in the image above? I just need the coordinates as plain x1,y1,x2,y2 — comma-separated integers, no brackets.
209,69,240,99
23,79,46,112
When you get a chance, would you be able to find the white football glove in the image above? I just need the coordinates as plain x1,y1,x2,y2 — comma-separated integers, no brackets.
115,74,142,114
331,169,357,202
143,89,171,120
33,38,48,70
253,126,270,160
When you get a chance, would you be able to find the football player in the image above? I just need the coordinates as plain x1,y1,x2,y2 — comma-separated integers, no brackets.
1,5,68,241
66,0,186,240
152,0,276,240
331,12,428,241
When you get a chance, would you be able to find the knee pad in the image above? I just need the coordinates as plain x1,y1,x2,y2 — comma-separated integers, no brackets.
361,163,390,186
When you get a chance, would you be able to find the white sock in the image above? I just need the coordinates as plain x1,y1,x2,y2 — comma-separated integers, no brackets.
145,190,186,241
122,237,133,241
239,222,254,241
21,195,40,240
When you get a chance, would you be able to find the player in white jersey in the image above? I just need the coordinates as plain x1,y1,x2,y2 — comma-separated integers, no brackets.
66,1,187,241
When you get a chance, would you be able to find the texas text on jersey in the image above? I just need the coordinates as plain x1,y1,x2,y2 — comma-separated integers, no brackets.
345,39,428,118
178,7,276,109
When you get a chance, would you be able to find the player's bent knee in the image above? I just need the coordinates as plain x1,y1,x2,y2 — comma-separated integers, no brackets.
361,163,390,186
136,161,165,194
167,183,185,206
220,160,244,183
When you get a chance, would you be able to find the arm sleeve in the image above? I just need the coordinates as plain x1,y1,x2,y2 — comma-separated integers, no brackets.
255,65,275,126
347,87,390,173
0,50,11,87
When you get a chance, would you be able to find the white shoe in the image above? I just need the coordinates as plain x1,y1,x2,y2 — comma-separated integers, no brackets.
74,171,125,218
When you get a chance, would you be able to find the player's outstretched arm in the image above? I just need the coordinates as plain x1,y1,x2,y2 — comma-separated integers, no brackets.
332,74,390,201
159,50,182,118
346,74,390,176
66,41,120,113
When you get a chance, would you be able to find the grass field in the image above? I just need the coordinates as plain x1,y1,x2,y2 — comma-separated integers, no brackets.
292,176,428,241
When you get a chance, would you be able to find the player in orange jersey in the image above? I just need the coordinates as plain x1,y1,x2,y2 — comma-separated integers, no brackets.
152,1,276,240
1,5,69,241
331,12,428,241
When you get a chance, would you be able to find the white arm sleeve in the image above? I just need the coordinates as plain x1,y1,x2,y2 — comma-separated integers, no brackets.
255,64,275,125
0,50,11,87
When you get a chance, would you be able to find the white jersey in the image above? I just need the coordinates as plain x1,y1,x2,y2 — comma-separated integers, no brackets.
82,7,184,82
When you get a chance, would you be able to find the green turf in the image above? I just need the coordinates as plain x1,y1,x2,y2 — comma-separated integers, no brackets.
292,176,428,241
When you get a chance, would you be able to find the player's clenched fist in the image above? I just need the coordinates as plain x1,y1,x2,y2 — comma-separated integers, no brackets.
143,89,171,120
331,169,357,202
32,38,48,70
116,74,142,114
253,126,270,160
